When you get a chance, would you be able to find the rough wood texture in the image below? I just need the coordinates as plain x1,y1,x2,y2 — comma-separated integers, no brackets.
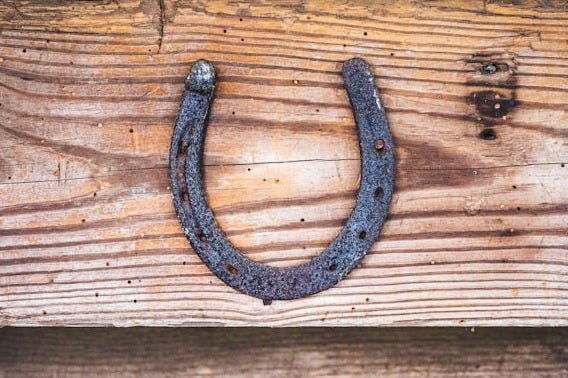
0,0,566,326
0,328,567,377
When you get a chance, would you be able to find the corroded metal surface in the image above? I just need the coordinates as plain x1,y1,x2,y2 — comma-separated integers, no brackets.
169,58,395,300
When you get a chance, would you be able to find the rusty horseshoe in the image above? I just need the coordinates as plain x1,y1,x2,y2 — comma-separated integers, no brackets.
169,58,395,300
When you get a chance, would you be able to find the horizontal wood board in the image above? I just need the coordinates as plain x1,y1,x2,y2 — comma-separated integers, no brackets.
0,0,567,326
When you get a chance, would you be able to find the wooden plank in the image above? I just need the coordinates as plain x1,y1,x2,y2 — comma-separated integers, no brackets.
0,328,567,377
0,0,566,326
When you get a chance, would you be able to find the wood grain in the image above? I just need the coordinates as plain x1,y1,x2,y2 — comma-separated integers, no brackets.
0,328,566,377
0,0,567,326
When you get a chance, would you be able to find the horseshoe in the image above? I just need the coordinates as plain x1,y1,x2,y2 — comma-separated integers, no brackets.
169,58,395,300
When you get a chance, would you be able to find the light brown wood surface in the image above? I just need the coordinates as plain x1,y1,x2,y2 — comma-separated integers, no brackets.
1,328,567,377
0,0,566,326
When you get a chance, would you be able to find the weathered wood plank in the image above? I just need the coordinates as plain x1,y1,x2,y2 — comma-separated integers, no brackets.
0,328,567,377
0,0,567,326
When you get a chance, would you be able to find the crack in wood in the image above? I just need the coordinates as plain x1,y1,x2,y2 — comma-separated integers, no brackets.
157,0,165,53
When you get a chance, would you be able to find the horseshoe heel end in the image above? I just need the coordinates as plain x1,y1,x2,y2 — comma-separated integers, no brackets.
186,59,216,94
342,57,370,73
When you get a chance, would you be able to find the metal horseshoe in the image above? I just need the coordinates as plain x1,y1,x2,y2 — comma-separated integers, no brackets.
169,58,395,300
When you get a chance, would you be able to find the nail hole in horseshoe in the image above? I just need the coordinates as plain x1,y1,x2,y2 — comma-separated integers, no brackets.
328,263,337,271
196,228,207,243
374,187,384,200
358,231,367,240
178,140,189,155
181,189,189,203
374,139,385,153
225,264,239,276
